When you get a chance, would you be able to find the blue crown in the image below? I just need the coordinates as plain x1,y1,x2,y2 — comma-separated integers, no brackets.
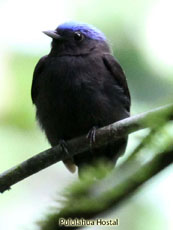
57,21,106,41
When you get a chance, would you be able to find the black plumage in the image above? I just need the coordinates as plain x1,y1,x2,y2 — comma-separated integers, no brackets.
31,22,131,175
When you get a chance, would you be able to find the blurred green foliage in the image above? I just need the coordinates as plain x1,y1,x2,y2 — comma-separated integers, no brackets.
0,1,172,230
0,53,39,129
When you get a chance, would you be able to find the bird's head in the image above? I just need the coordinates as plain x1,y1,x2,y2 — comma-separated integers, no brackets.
43,21,110,56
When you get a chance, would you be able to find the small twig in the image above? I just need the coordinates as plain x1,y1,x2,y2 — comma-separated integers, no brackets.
0,104,172,193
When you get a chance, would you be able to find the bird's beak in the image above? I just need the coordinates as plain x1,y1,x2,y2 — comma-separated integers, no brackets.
43,30,62,39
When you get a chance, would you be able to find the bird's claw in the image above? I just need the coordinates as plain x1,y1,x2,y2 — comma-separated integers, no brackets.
59,139,70,158
86,126,98,146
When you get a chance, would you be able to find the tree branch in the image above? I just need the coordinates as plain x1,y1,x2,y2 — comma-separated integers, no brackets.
0,104,173,193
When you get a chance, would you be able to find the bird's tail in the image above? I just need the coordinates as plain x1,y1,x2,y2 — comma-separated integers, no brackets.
63,159,76,173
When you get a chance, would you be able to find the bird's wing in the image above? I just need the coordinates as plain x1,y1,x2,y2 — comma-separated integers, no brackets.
102,53,131,112
31,55,47,104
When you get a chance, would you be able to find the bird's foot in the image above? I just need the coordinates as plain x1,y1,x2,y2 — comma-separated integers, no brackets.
59,140,76,173
59,139,71,159
86,126,98,146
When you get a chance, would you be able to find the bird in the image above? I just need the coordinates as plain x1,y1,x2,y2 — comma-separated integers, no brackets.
31,21,131,177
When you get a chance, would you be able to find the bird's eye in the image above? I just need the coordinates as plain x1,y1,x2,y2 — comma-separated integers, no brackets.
74,32,84,42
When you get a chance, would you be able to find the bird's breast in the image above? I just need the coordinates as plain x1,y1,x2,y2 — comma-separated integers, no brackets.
36,55,128,144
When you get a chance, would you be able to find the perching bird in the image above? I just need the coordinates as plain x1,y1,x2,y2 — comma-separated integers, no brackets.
31,21,131,176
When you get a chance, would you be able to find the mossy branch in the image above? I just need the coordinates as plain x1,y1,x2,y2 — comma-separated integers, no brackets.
39,148,173,230
0,104,173,193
